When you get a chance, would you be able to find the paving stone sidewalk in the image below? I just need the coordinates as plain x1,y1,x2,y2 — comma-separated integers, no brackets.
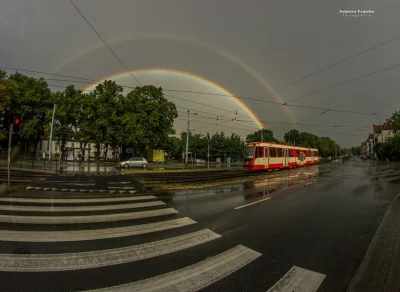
348,193,400,292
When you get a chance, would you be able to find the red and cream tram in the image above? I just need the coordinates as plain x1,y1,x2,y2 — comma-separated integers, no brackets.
243,142,319,170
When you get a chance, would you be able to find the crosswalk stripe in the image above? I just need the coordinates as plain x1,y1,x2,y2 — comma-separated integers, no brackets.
266,266,326,292
108,187,136,190
129,191,136,194
43,188,51,191
0,196,156,204
25,187,34,190
0,200,165,212
82,245,261,292
0,208,178,224
0,217,196,242
0,229,220,272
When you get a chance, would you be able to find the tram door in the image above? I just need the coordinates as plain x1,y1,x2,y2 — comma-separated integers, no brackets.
283,149,288,167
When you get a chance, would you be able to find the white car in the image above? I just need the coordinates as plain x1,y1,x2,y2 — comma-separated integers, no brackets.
120,157,148,169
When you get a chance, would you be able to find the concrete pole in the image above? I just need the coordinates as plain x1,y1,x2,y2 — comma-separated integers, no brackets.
185,110,189,165
49,104,56,161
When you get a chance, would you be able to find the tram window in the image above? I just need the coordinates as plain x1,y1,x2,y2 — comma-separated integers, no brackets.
289,149,293,157
270,147,276,157
277,148,282,157
264,147,268,157
255,147,263,158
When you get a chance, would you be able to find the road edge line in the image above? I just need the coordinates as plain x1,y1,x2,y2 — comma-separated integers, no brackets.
346,191,400,292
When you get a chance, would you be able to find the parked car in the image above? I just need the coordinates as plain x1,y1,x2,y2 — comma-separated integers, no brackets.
120,157,148,169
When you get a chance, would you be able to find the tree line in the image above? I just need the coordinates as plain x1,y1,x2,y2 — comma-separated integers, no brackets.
374,111,400,160
0,69,348,161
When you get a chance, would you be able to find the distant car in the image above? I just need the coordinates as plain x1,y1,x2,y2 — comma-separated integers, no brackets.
120,157,148,169
196,159,206,164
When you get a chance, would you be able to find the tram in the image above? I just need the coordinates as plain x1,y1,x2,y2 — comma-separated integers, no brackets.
243,142,319,170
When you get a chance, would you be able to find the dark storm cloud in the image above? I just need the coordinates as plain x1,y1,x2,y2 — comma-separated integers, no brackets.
1,0,399,145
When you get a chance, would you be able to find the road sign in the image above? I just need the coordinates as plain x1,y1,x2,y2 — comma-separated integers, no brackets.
126,148,134,154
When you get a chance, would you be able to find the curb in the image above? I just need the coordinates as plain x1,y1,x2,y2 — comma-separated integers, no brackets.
346,192,400,292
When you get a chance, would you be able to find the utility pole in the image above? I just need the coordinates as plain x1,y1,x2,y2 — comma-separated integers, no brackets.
207,135,210,169
261,130,263,142
185,110,189,165
7,123,14,189
49,104,56,161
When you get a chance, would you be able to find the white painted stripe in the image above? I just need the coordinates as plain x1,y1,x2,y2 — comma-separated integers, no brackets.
25,187,34,190
35,187,42,190
0,201,165,212
81,245,261,292
234,197,271,210
129,191,137,194
0,196,156,204
305,182,313,186
70,189,78,192
52,188,59,191
0,229,220,272
108,182,131,185
267,266,326,292
108,186,136,190
43,188,51,191
0,217,196,242
0,208,178,224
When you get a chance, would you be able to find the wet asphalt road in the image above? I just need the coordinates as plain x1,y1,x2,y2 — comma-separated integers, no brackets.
0,158,399,291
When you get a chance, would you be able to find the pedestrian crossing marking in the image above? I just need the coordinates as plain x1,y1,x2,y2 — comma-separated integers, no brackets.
267,266,326,292
0,208,178,224
81,245,261,292
0,229,220,272
0,196,156,204
0,200,165,212
0,217,196,242
25,186,35,190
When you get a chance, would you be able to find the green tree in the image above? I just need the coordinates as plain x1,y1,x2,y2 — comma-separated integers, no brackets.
81,80,124,162
9,72,53,156
284,129,300,145
246,128,278,143
51,86,83,159
121,85,178,154
391,111,400,134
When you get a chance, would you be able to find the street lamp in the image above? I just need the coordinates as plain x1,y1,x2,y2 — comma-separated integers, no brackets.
185,110,197,165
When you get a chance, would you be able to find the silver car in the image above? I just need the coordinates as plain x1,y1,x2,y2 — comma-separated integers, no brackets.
120,157,148,169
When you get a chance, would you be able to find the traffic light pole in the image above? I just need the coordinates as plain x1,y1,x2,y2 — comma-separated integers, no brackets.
7,123,13,189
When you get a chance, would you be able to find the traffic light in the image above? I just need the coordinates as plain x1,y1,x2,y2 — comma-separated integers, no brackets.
13,116,20,134
116,144,119,149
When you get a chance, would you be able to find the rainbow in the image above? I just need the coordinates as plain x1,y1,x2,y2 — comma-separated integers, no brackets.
54,34,297,126
82,68,264,129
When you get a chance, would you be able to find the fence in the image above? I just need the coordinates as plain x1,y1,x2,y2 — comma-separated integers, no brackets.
0,155,119,173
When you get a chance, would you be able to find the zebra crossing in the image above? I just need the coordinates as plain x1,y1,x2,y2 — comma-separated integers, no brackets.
0,192,263,291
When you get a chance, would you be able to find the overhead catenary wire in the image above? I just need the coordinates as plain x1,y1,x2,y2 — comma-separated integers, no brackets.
69,0,142,86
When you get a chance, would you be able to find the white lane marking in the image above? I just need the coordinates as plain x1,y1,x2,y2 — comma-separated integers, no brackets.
70,189,78,192
0,229,220,272
108,186,136,190
267,266,326,292
0,217,196,242
305,182,313,186
0,208,178,224
43,188,51,191
81,245,261,292
234,197,271,210
108,182,131,185
25,187,34,190
0,201,165,212
129,191,137,194
0,196,156,204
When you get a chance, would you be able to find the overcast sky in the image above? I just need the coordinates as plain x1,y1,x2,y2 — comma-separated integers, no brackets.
1,0,400,146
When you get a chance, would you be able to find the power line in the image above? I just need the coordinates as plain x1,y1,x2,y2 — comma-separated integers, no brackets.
254,61,400,114
255,34,400,102
69,0,142,86
2,66,389,118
